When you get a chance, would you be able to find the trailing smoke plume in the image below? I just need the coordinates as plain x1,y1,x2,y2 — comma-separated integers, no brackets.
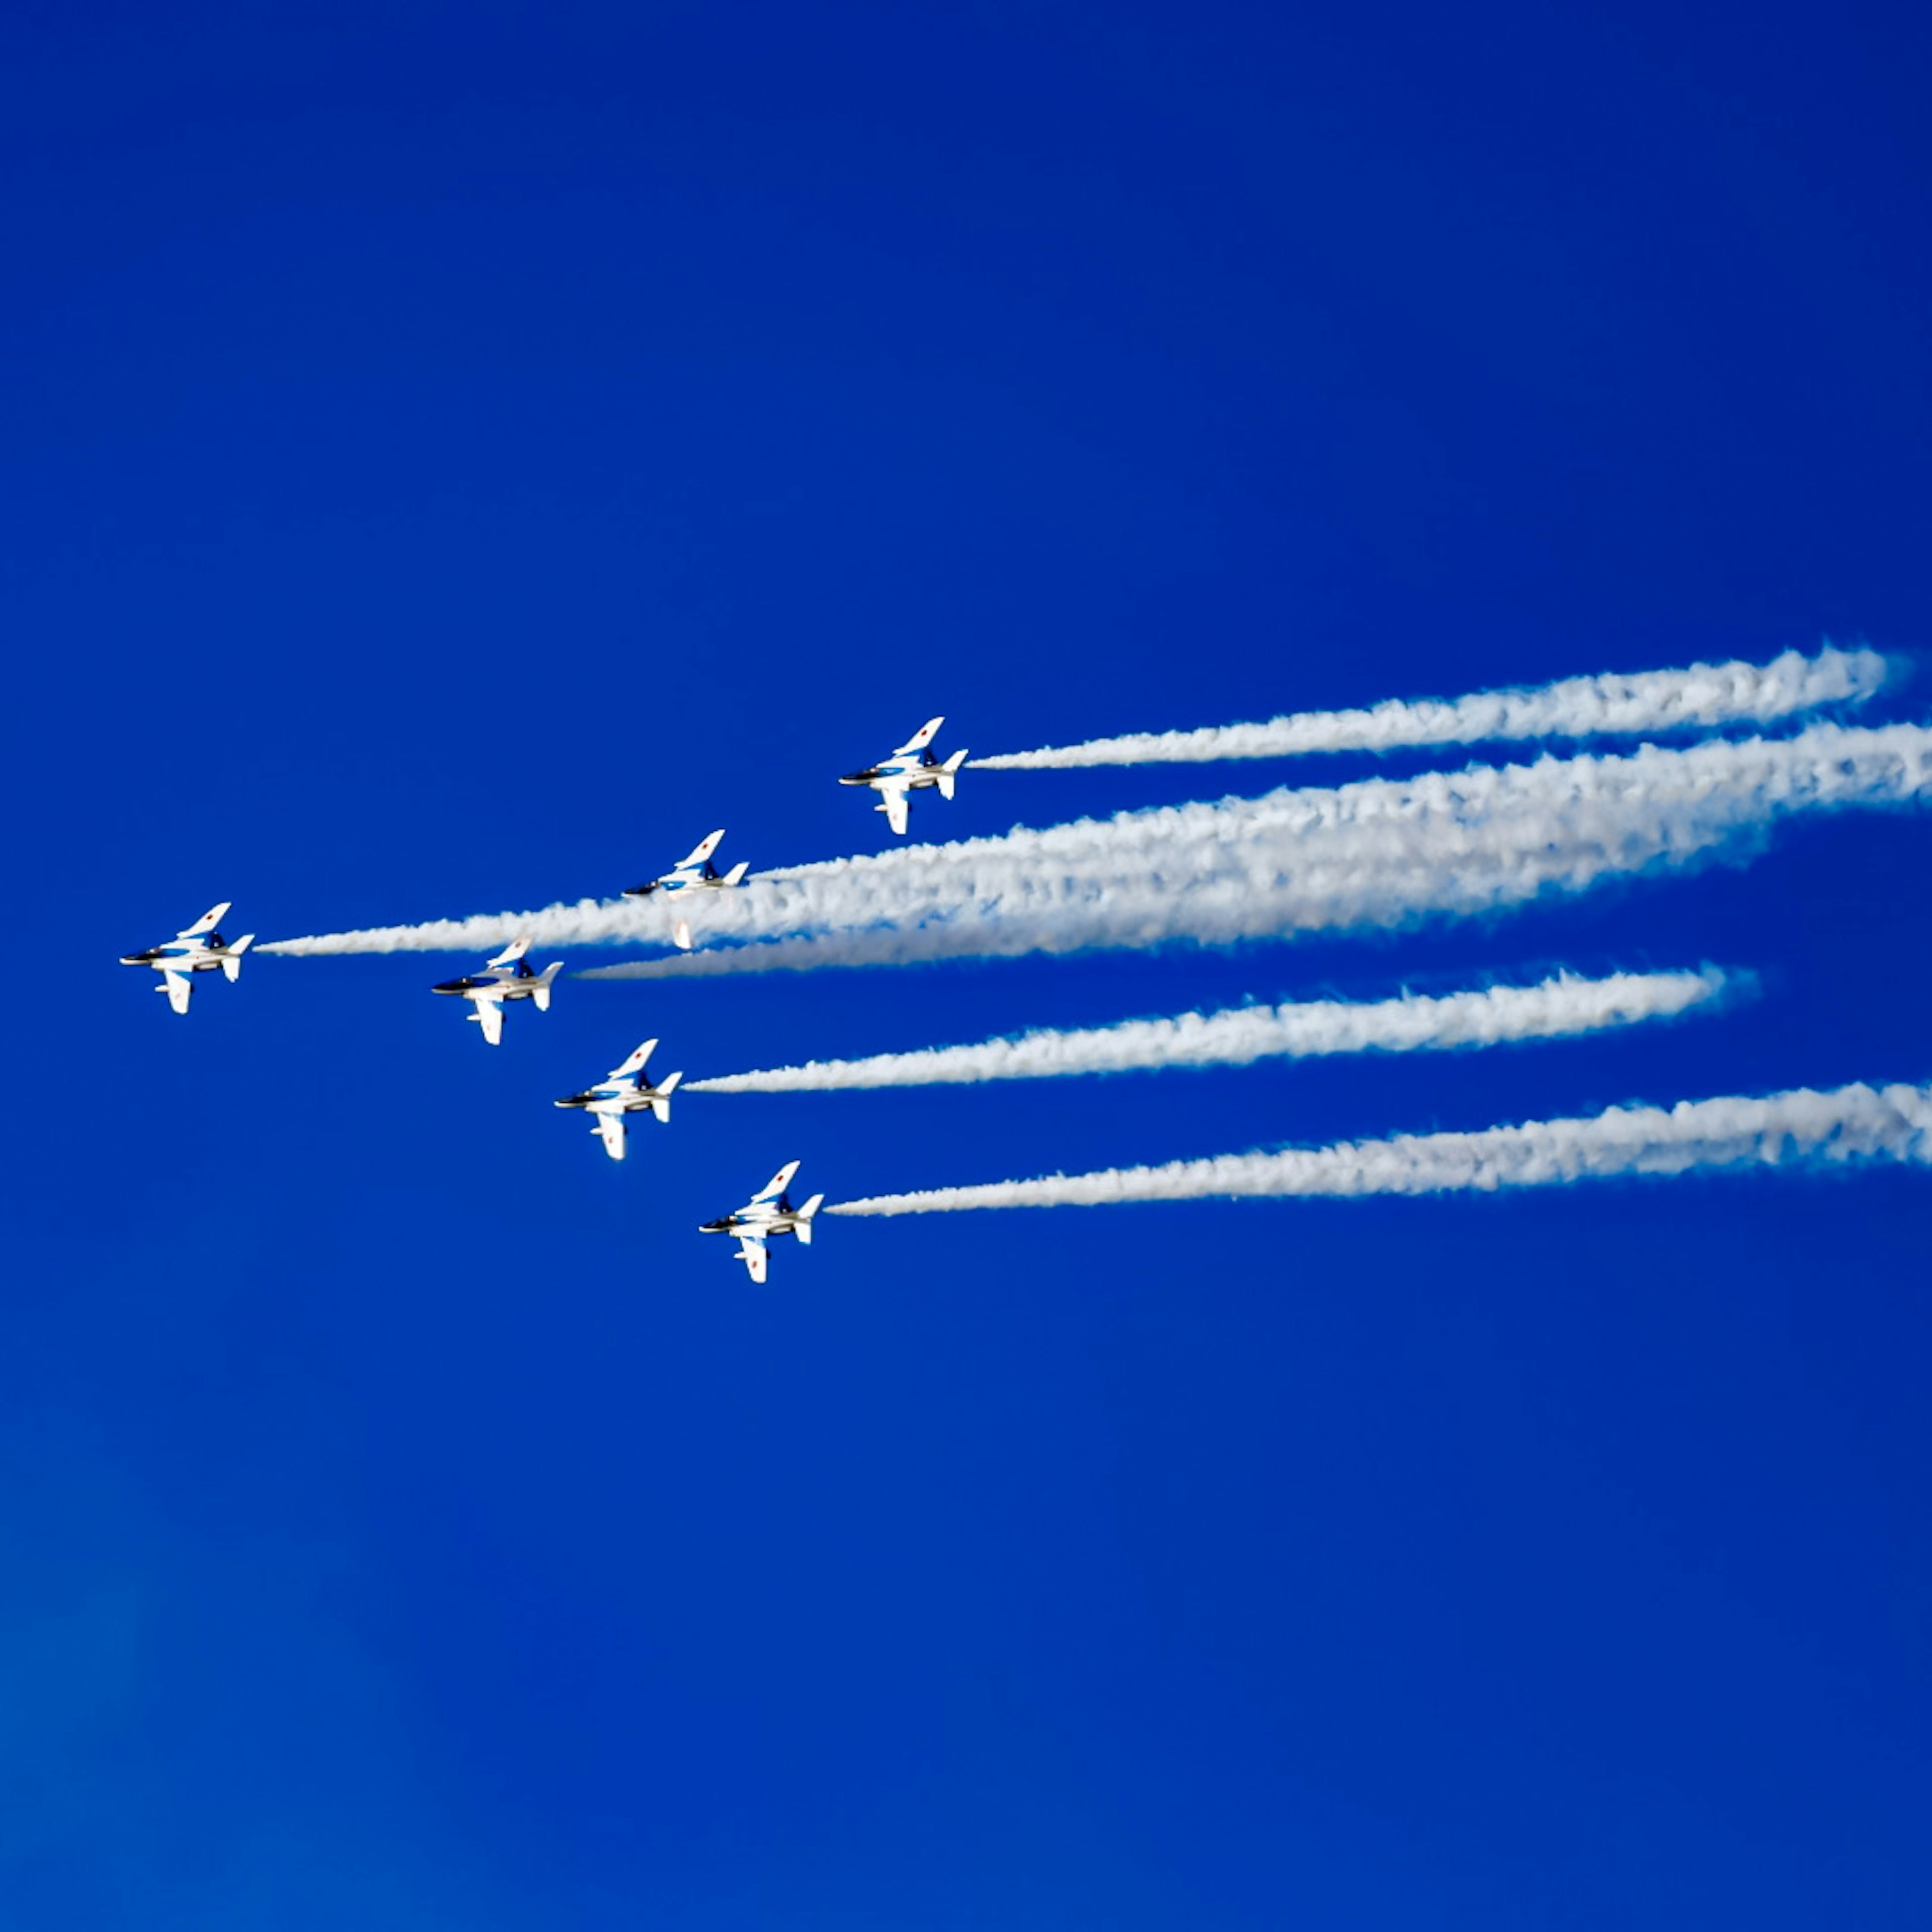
685,969,1734,1094
827,1078,1932,1217
968,644,1889,769
260,719,1932,972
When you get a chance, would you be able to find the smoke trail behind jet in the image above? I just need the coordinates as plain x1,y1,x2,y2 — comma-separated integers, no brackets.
576,719,1932,981
261,719,1932,969
827,1078,1932,1217
968,644,1888,770
685,969,1733,1094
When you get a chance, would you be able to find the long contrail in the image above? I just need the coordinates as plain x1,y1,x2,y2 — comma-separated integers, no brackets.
968,643,1889,770
826,1077,1932,1217
684,969,1734,1094
260,718,1932,969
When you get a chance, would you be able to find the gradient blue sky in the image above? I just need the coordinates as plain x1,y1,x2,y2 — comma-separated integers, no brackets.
6,4,1931,1926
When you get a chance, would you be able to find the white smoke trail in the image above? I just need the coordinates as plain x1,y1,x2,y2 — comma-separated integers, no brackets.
260,719,1932,970
684,969,1733,1094
826,1077,1932,1217
968,644,1889,769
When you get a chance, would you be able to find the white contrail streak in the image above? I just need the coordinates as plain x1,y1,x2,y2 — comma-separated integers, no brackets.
826,1078,1932,1217
968,644,1889,769
260,718,1932,970
684,969,1733,1094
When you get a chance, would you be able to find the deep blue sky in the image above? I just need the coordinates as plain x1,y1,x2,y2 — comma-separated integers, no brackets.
5,4,1930,1925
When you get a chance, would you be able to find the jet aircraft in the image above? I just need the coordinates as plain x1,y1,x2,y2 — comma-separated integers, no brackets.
699,1160,824,1282
431,937,561,1045
838,717,968,835
621,829,749,949
553,1038,684,1160
119,903,255,1014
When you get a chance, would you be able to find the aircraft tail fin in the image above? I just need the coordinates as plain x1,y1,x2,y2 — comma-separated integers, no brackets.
671,919,694,952
793,1192,825,1242
530,961,563,1011
935,748,968,799
221,935,255,981
721,861,750,887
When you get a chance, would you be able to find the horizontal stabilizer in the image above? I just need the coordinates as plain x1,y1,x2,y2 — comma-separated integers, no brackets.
797,1192,824,1221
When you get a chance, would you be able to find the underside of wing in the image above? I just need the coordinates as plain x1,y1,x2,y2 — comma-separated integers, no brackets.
752,1159,801,1204
162,971,192,1014
879,787,910,836
595,1112,625,1160
609,1039,656,1082
471,997,504,1045
892,717,943,758
737,1237,768,1283
676,829,726,871
177,903,231,939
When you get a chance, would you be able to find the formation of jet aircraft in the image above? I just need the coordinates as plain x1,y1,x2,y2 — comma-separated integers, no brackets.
839,717,968,836
431,937,564,1046
698,1161,824,1282
621,829,750,950
119,903,255,1014
120,710,972,1279
554,1038,684,1161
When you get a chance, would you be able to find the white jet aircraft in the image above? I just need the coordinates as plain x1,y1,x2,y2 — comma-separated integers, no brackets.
698,1160,824,1282
553,1038,684,1161
120,903,255,1014
621,829,750,949
431,937,562,1045
838,717,968,835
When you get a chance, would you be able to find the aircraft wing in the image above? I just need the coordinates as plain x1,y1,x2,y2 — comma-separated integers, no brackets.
178,902,231,939
486,936,532,970
595,1112,626,1161
675,829,727,871
471,997,505,1046
736,1236,768,1283
892,717,944,759
162,971,192,1015
608,1038,656,1083
878,786,910,836
751,1160,801,1204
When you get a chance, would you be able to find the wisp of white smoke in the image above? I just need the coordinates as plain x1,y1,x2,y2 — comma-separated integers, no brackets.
259,718,1932,971
968,643,1889,769
827,1077,1932,1216
684,969,1734,1094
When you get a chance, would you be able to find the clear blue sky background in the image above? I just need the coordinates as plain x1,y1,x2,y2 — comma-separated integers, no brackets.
5,3,1930,1925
